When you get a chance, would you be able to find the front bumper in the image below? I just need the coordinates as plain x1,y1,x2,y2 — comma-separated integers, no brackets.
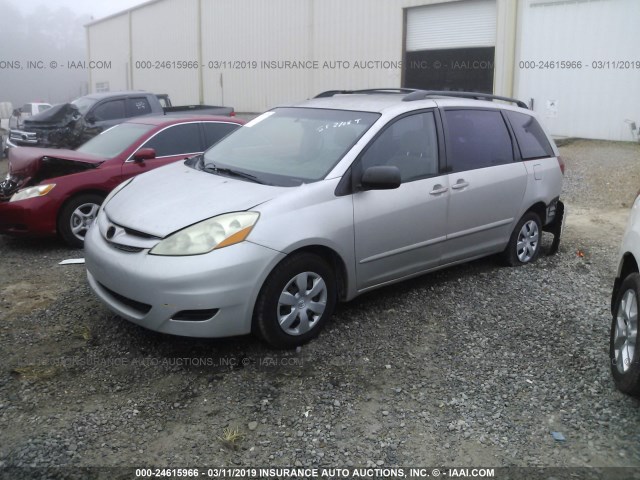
0,196,58,236
84,223,285,338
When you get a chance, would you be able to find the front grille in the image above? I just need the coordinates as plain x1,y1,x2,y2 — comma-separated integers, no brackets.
10,131,37,144
99,283,152,315
110,243,144,253
172,309,219,321
123,226,158,239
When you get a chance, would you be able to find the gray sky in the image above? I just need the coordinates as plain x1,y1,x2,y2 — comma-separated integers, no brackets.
13,0,149,21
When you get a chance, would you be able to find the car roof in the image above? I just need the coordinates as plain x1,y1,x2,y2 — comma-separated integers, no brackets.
81,91,155,101
296,93,425,113
293,91,532,115
125,115,245,127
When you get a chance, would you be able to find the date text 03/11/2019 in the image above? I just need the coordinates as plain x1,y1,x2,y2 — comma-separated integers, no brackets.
519,60,640,69
134,467,497,478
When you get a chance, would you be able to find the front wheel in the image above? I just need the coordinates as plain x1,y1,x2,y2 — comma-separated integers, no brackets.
502,212,542,266
254,253,337,348
610,273,640,397
58,193,104,248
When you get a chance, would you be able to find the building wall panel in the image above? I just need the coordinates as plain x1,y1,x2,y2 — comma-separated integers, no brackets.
130,0,200,105
87,14,130,93
201,0,313,112
515,0,640,141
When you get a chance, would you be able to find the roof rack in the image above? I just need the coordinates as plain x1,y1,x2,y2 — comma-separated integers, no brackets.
314,88,418,98
402,90,528,109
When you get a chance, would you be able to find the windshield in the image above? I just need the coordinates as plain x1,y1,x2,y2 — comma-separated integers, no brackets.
76,123,154,158
72,97,97,115
200,107,380,186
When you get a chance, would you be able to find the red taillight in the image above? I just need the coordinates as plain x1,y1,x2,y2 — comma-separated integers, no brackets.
557,156,565,175
230,112,236,117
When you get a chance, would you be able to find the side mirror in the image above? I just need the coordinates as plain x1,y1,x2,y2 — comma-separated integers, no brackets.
85,114,96,124
133,148,156,162
361,166,401,190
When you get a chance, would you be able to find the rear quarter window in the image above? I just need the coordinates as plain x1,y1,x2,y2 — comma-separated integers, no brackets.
444,109,514,173
505,111,554,160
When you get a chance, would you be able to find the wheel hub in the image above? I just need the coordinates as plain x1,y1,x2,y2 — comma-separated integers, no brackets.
277,271,327,336
516,220,540,263
614,289,638,374
70,202,100,241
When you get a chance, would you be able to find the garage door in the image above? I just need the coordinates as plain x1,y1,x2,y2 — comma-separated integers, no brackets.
404,0,497,93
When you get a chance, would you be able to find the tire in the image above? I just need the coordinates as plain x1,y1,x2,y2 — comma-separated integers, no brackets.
58,193,104,248
501,211,542,266
254,253,337,348
610,273,640,397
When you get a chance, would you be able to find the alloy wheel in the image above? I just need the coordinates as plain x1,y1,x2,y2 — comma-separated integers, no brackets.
277,271,327,336
614,289,638,374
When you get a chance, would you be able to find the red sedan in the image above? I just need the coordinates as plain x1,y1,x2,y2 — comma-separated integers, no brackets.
0,115,244,246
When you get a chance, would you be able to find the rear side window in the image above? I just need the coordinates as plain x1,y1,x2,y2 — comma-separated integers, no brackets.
444,109,513,173
126,97,152,117
93,100,126,121
203,122,240,148
505,111,554,160
359,111,439,183
142,123,203,157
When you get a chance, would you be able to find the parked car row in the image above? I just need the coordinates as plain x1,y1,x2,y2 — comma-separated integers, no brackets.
2,88,637,399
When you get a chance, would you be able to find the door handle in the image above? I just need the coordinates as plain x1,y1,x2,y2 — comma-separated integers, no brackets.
451,180,470,190
430,185,449,195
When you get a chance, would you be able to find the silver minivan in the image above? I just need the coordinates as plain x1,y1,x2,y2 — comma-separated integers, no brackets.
85,89,565,347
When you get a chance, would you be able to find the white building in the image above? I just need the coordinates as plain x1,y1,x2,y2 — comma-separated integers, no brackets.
86,0,640,141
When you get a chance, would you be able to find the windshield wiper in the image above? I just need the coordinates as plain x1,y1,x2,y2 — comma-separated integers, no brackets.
203,164,265,184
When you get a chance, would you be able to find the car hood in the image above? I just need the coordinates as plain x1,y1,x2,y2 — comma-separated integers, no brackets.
0,147,104,201
104,162,285,238
23,103,81,127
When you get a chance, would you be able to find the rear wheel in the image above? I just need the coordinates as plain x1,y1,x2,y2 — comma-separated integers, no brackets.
58,193,104,248
254,253,337,348
502,212,542,266
610,273,640,397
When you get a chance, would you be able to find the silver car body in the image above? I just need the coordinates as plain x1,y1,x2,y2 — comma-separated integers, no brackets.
85,94,563,338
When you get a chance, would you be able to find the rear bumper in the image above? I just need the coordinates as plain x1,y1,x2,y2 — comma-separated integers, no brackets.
543,199,565,255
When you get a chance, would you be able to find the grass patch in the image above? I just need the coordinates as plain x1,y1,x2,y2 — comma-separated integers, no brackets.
219,426,244,449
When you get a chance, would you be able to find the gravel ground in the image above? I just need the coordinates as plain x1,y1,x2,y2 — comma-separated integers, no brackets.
0,140,639,476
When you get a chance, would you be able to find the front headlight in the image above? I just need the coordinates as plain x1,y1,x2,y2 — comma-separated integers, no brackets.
9,184,55,202
150,212,260,256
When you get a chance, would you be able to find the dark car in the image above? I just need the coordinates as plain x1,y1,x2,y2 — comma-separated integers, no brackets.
0,115,244,247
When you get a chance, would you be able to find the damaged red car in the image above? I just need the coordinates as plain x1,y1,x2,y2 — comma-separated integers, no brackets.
0,115,244,247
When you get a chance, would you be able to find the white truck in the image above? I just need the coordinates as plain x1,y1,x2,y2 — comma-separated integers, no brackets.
8,102,52,130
